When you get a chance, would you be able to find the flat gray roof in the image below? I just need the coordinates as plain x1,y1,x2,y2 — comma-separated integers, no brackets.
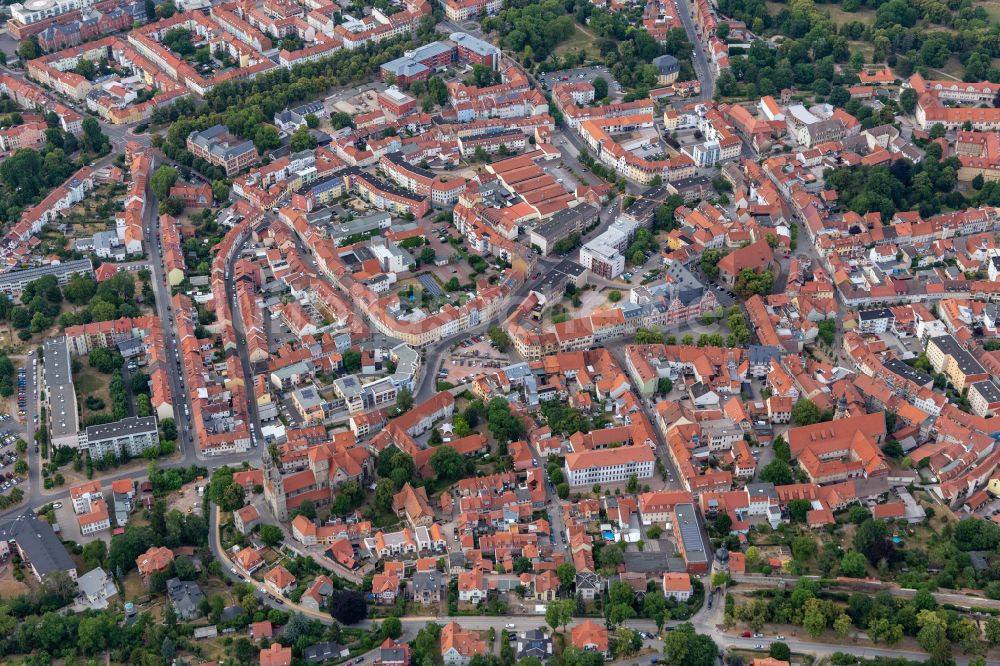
0,258,93,293
0,512,75,578
43,337,78,440
85,415,157,441
674,503,708,564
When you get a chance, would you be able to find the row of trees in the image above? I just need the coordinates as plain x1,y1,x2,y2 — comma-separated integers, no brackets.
153,30,436,179
731,580,989,663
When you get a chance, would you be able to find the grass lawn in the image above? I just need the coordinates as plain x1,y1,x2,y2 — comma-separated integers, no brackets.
0,565,29,598
931,56,966,80
820,3,875,24
75,365,112,421
123,570,150,603
554,24,601,60
767,0,875,25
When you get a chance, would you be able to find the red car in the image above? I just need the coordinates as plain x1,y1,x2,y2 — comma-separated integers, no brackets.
741,632,752,638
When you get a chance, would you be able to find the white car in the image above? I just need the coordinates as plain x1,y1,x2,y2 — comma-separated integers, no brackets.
505,623,516,629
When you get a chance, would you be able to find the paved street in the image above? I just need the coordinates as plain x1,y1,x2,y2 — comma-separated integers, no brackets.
675,0,716,103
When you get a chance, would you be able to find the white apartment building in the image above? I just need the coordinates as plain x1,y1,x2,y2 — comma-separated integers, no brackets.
78,416,159,459
564,445,656,486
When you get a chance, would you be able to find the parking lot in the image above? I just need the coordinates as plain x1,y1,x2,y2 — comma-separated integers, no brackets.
540,162,580,193
440,334,511,385
0,427,22,494
15,364,27,420
539,66,623,97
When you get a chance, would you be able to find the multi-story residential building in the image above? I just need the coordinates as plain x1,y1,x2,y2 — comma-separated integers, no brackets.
78,415,159,459
910,72,998,104
451,32,501,68
70,480,103,515
857,308,894,334
442,0,503,22
441,622,488,665
0,513,77,581
926,334,989,391
378,153,467,206
637,490,694,524
564,446,656,486
0,259,94,300
78,497,111,535
529,204,599,256
43,336,80,451
187,125,258,176
969,380,1000,417
340,168,431,217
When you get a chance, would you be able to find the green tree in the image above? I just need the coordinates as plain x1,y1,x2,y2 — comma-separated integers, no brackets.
82,539,107,569
64,273,97,305
853,519,893,565
89,347,124,373
430,446,464,482
773,435,790,461
802,599,827,638
219,482,245,512
792,398,822,425
916,609,950,663
395,388,413,414
290,125,317,152
769,642,791,660
254,125,280,155
487,326,511,351
985,617,1000,646
382,616,403,639
150,165,178,200
593,76,609,99
160,418,177,441
556,562,576,589
833,614,852,640
487,397,525,444
759,459,793,485
374,478,395,512
867,617,901,645
840,550,866,577
545,598,574,632
82,117,105,152
663,623,717,666
788,499,811,523
17,35,40,61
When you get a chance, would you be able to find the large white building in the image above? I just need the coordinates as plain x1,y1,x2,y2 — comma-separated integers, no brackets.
11,0,97,25
78,416,159,459
579,216,637,279
564,445,656,486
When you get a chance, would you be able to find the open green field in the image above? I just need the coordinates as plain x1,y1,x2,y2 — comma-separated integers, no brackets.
554,24,601,60
766,0,876,24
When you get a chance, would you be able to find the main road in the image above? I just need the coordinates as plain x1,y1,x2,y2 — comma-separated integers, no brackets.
675,0,716,103
141,156,199,459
